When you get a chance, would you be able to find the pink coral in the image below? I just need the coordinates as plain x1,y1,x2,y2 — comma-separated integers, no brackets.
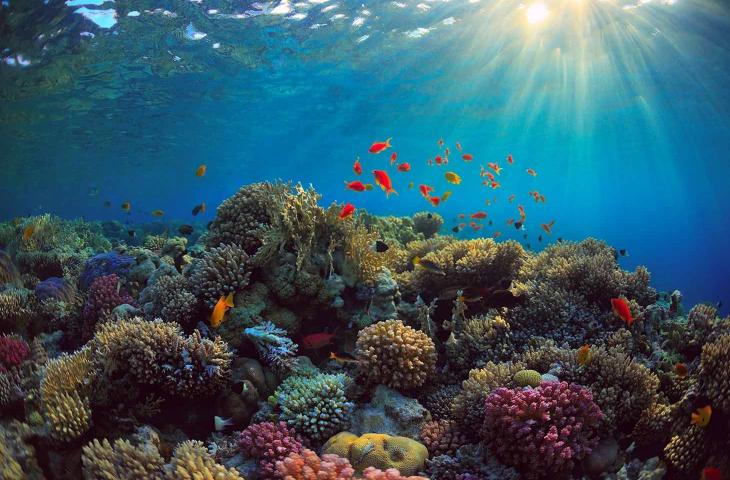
361,468,429,480
83,274,134,328
482,381,603,479
0,335,30,372
238,421,304,478
420,419,468,456
275,449,355,480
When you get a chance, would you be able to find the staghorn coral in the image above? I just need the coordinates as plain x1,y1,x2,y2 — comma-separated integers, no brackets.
45,389,92,441
0,421,44,480
699,333,730,414
238,421,304,477
632,402,674,448
411,212,443,239
272,372,354,442
275,449,355,480
0,335,30,372
356,319,436,391
165,440,244,479
323,432,428,475
482,381,603,478
420,420,468,456
0,368,24,407
191,243,252,308
341,220,387,284
0,286,38,333
82,437,165,480
444,312,513,374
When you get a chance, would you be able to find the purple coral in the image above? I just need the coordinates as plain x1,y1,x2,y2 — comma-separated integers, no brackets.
238,421,304,478
83,274,134,327
481,381,603,478
35,276,76,302
79,252,134,290
0,336,30,372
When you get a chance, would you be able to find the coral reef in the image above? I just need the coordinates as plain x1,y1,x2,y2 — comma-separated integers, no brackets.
238,421,304,477
191,243,252,308
420,419,468,456
275,449,355,479
323,432,429,475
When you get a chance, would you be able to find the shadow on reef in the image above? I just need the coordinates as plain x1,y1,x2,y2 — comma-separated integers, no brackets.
1,181,729,479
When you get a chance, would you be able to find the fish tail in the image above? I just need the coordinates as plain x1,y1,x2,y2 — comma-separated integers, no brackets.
386,137,392,147
388,188,398,197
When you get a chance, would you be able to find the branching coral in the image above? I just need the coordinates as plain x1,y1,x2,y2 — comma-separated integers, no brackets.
341,220,387,284
0,250,21,286
699,333,730,414
243,321,298,373
355,319,436,390
272,372,354,442
482,381,603,478
420,420,468,456
275,449,355,480
238,421,304,477
82,437,165,479
142,274,197,326
421,384,460,421
0,335,30,372
191,243,252,308
0,286,38,333
444,312,513,374
83,273,135,334
165,440,244,479
411,212,443,239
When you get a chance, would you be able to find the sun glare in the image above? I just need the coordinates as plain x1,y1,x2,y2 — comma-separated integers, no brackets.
526,2,550,24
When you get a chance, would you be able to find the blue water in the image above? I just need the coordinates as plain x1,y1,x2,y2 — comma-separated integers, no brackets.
1,0,729,312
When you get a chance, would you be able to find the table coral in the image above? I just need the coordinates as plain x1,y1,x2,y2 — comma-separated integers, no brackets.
481,381,603,478
238,421,304,477
323,432,428,475
191,243,252,308
355,319,436,390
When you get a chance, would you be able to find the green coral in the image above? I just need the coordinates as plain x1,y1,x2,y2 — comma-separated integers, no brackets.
513,369,543,387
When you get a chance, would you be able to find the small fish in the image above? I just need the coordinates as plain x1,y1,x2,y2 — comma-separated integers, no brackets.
619,249,628,256
490,181,501,189
444,171,462,184
541,220,555,235
492,231,501,239
22,225,34,241
121,201,131,213
485,172,495,182
462,153,473,161
214,416,234,431
577,345,591,365
479,165,486,177
329,351,360,364
458,213,465,219
127,229,136,238
438,138,444,148
675,362,688,378
538,235,542,242
455,142,462,151
471,211,487,219
408,181,414,189
339,203,356,219
518,205,526,219
488,220,493,226
369,137,392,154
452,226,460,233
345,180,368,192
412,256,446,275
373,240,389,252
103,200,111,208
87,186,100,197
507,153,514,164
508,194,515,203
390,152,398,164
302,332,336,349
445,147,450,156
611,297,634,327
487,162,502,175
372,170,398,197
192,203,205,216
506,218,515,225
353,157,362,175
557,237,563,243
419,184,434,198
526,168,537,176
470,221,482,231
196,164,207,177
364,184,374,191
435,155,443,165
178,224,194,235
441,191,452,202
428,158,433,166
458,222,466,229
397,162,411,172
210,292,234,328
702,467,722,480
691,405,712,427
514,221,523,230
151,210,165,217
429,196,441,207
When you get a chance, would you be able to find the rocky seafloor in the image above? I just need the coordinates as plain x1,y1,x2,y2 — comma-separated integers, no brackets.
0,181,728,480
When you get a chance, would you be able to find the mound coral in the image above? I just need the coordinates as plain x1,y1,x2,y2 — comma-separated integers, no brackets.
141,274,197,326
34,276,77,302
444,313,513,374
420,420,468,456
512,369,542,388
275,449,355,480
271,372,354,442
355,319,436,390
191,243,252,308
0,335,30,372
323,432,429,475
482,381,603,478
79,251,135,290
699,334,730,413
238,421,304,477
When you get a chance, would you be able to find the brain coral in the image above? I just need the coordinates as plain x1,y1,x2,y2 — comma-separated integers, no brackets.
482,381,603,478
323,432,429,475
512,369,543,388
0,335,30,372
275,448,355,480
355,319,436,390
191,243,252,308
272,372,354,441
699,334,730,414
238,421,304,477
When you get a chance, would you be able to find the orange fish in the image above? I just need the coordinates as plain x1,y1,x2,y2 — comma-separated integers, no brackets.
458,213,465,219
487,162,502,175
210,292,234,328
372,170,397,197
507,153,514,164
577,345,591,365
455,142,462,152
611,297,634,327
492,231,501,239
508,194,516,203
429,196,441,207
541,220,555,234
486,172,495,182
526,168,537,176
702,467,722,480
369,138,392,154
419,184,434,198
470,212,487,219
479,165,486,177
435,156,443,165
302,332,336,349
390,152,398,164
506,218,515,225
675,362,688,378
201,202,206,214
443,156,449,165
397,162,411,172
470,221,482,231
461,153,473,162
518,205,526,218
490,181,501,189
345,181,367,192
339,203,356,219
438,138,444,148
22,225,34,241
458,222,466,229
353,157,362,175
196,164,207,177
691,405,712,427
329,351,359,364
539,194,546,203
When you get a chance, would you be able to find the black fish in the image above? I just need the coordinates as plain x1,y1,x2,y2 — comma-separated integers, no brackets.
427,213,433,219
557,237,563,243
538,235,543,242
488,220,493,226
452,226,460,233
619,249,628,256
483,289,524,309
178,224,194,235
374,240,389,252
192,204,203,216
514,221,523,230
127,229,136,238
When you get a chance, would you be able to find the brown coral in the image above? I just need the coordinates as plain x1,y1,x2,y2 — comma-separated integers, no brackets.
165,440,244,479
420,420,468,456
275,449,355,479
355,319,436,390
699,334,730,414
82,437,165,480
191,243,252,308
444,312,513,374
632,402,674,448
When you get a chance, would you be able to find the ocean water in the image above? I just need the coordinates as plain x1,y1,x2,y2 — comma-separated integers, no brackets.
3,0,730,311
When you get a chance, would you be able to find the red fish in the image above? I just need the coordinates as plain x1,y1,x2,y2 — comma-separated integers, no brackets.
344,181,367,192
353,158,362,175
526,168,537,176
301,332,336,349
508,194,515,203
445,147,450,156
429,196,440,207
470,221,482,231
702,467,722,480
462,153,473,162
471,212,487,219
458,213,465,219
390,152,398,165
518,205,526,219
419,184,434,198
487,162,502,175
479,165,486,177
490,181,501,189
506,218,515,225
485,172,495,182
541,220,555,234
675,362,688,378
458,222,466,228
369,138,392,154
492,231,501,239
372,170,397,198
611,298,634,327
435,156,443,165
507,153,514,164
339,203,356,219
397,162,411,172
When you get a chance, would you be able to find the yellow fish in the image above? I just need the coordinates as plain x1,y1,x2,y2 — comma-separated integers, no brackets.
408,181,414,190
364,184,374,191
151,210,165,217
196,164,207,177
691,405,712,427
441,191,453,202
22,225,35,241
577,345,591,365
121,201,131,212
444,171,461,185
210,292,235,328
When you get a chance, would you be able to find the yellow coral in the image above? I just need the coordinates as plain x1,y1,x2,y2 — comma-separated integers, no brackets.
323,432,428,475
45,390,91,441
342,221,386,283
355,319,436,390
513,369,542,388
165,440,244,480
82,438,165,480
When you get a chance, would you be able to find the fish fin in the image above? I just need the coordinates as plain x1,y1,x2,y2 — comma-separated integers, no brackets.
386,137,392,148
225,292,235,307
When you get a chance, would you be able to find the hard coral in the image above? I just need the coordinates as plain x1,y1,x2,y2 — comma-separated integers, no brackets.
699,333,730,414
323,432,428,475
0,335,30,372
142,274,197,326
165,440,244,479
361,468,429,480
272,372,354,442
275,449,355,480
421,384,460,421
83,273,135,332
34,276,77,302
82,437,165,480
412,211,443,239
79,251,135,290
445,313,513,374
420,420,468,456
191,243,252,308
0,250,21,286
512,369,543,388
481,381,603,478
355,319,436,390
238,421,304,478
